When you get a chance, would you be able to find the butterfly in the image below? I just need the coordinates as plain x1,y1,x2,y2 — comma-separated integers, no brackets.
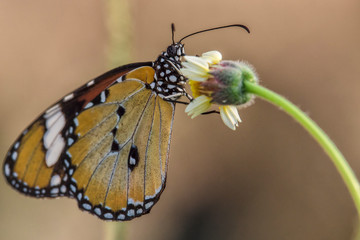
3,24,249,221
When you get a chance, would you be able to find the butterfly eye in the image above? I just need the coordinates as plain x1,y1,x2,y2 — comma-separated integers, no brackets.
167,45,177,56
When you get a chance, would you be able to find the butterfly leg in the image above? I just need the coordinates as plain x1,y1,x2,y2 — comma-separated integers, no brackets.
163,91,193,102
166,100,189,105
201,110,220,115
184,92,193,101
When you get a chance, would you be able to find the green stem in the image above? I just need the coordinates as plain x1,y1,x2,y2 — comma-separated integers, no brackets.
244,80,360,219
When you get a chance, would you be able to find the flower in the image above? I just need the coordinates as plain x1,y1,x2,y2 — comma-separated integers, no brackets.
181,51,258,130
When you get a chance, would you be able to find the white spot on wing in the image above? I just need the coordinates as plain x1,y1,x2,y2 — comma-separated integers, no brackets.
136,209,143,215
73,118,79,127
50,188,59,194
104,213,113,219
45,134,65,167
117,214,125,220
44,114,65,149
14,141,20,149
82,203,92,210
70,184,76,193
127,209,135,217
50,174,61,186
145,201,154,209
94,208,101,215
45,104,60,117
100,91,106,102
60,185,67,193
45,111,62,129
64,160,70,168
11,151,17,161
84,102,93,109
4,164,10,177
63,93,74,102
77,192,82,201
67,138,74,146
116,76,122,83
129,157,136,166
87,80,95,87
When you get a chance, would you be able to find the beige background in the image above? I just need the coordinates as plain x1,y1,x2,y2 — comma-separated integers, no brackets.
1,1,360,239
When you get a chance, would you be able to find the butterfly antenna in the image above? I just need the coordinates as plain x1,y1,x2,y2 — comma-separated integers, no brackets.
179,24,250,43
171,23,176,44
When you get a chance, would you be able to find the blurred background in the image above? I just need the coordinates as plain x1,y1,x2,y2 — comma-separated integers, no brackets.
1,0,360,239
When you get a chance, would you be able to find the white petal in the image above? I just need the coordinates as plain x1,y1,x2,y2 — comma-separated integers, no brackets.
185,95,211,118
227,106,241,123
201,51,222,64
180,68,209,82
183,56,209,72
219,107,235,130
219,106,241,130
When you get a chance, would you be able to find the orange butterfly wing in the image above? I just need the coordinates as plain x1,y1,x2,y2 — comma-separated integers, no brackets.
67,69,175,219
3,63,175,220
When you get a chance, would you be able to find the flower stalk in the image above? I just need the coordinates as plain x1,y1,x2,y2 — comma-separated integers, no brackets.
244,80,360,219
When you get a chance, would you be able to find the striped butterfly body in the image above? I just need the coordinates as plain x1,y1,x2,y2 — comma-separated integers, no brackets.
3,42,186,220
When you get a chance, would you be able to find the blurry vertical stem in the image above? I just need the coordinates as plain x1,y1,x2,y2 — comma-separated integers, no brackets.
106,0,132,68
104,0,132,239
105,222,127,240
244,80,360,220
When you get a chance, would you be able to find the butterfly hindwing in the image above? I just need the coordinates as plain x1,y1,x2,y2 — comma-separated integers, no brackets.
67,67,175,220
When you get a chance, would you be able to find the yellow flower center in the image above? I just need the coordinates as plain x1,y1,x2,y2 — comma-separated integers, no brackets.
189,80,201,98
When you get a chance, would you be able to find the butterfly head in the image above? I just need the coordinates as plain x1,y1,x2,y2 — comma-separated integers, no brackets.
165,43,185,59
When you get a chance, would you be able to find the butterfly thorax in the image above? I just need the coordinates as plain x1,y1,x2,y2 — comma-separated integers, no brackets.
150,43,187,100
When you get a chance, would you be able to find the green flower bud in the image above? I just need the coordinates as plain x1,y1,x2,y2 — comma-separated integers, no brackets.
209,61,258,106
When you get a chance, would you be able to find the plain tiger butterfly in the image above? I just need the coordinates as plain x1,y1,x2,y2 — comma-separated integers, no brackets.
3,24,249,221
